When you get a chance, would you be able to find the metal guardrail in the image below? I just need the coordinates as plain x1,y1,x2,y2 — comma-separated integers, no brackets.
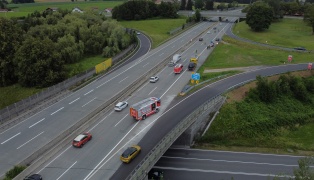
127,95,225,180
0,44,137,126
13,27,199,179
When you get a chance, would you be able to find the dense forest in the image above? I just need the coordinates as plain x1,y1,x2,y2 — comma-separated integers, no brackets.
0,10,135,88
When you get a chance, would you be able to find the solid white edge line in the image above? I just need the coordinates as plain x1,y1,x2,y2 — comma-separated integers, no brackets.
84,121,140,180
114,114,128,127
168,147,306,158
37,146,72,173
153,166,295,178
161,156,298,167
56,161,77,180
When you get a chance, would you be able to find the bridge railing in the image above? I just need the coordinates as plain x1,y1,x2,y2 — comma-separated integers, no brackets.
127,95,226,180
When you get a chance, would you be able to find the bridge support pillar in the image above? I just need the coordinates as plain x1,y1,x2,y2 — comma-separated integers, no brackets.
172,96,226,147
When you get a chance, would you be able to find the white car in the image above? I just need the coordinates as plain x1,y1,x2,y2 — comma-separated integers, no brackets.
207,31,211,34
114,101,128,111
149,76,159,83
136,32,141,35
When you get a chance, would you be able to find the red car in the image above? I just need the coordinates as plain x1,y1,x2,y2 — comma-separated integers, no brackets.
72,132,92,148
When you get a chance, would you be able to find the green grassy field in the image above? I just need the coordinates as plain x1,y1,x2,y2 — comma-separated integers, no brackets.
200,35,313,71
233,18,314,50
119,18,187,48
0,84,43,109
1,1,123,18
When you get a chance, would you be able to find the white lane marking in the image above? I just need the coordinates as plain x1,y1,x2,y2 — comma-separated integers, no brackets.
89,111,114,131
136,82,149,92
159,53,164,56
1,132,21,144
50,107,64,115
82,97,96,107
84,89,94,96
148,87,157,95
182,58,187,63
153,166,294,178
17,131,44,149
171,45,175,48
119,76,128,84
84,122,140,180
143,63,149,67
114,114,128,127
162,156,298,167
95,23,208,89
160,69,187,98
69,97,80,104
56,161,77,180
29,118,45,128
169,147,306,158
38,146,72,173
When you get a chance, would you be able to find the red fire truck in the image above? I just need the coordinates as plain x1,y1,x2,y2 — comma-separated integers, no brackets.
130,97,161,120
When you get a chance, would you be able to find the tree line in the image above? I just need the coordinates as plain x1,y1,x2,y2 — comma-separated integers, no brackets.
0,10,135,88
112,0,180,20
245,0,314,33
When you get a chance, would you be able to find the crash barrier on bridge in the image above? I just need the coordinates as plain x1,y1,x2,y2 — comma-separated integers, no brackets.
126,95,226,180
13,29,199,180
174,96,226,146
0,43,136,128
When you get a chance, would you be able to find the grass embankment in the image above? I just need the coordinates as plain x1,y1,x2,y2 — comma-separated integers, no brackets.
1,1,123,18
233,18,314,50
195,19,314,155
119,18,187,48
196,72,314,155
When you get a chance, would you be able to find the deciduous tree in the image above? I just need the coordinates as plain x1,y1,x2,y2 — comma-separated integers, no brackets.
304,4,314,35
246,1,274,31
0,18,23,86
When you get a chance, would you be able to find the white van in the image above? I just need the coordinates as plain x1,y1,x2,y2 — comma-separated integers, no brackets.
168,54,181,67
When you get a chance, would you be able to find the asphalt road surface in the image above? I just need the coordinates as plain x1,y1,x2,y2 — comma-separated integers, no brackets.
28,20,226,180
0,30,152,178
153,148,302,180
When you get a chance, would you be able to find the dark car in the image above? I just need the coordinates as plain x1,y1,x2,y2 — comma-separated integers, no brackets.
148,169,164,180
199,37,203,41
24,174,42,180
72,132,92,148
215,38,220,41
188,62,196,71
294,47,306,51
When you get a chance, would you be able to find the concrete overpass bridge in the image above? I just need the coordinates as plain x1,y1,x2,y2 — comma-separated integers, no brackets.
178,10,247,19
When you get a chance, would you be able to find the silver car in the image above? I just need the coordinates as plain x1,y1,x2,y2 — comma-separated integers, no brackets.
149,76,159,83
114,101,128,111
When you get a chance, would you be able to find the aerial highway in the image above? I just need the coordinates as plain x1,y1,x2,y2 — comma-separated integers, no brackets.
153,148,301,180
11,18,226,179
110,61,308,179
0,28,152,178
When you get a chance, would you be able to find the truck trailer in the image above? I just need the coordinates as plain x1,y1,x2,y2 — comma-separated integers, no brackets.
130,97,161,120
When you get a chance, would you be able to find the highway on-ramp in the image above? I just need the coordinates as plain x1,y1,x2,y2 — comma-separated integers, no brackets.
110,63,309,180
